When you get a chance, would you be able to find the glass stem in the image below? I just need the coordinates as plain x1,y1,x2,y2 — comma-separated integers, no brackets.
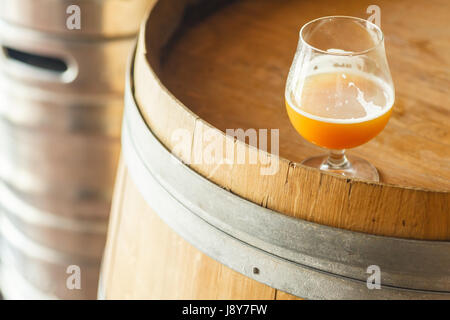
326,149,350,169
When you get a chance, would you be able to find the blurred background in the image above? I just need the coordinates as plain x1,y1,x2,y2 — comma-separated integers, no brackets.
0,0,150,299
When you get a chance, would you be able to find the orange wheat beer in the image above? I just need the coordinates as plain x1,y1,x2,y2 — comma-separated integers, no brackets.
286,70,394,150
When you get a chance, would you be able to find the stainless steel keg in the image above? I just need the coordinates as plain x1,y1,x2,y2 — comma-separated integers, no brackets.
0,0,150,299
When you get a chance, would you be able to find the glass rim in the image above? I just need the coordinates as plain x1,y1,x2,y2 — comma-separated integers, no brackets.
299,15,384,56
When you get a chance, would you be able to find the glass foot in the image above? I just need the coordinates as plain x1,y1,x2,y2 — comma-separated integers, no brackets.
301,154,379,181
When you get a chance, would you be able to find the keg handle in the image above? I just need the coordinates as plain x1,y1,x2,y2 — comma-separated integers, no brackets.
0,45,78,84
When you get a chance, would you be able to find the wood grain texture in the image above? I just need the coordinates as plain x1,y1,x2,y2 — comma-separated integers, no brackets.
102,159,279,300
133,0,449,240
160,0,450,190
101,155,127,296
276,290,303,300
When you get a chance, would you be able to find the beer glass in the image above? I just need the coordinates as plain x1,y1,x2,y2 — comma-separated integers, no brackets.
285,16,394,181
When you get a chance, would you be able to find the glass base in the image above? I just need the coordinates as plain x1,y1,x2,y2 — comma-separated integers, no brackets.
301,154,379,181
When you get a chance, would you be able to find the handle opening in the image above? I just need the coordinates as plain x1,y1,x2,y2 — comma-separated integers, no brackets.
2,46,68,73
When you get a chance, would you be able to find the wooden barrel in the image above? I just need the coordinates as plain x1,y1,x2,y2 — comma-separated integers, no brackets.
100,0,450,299
0,0,149,299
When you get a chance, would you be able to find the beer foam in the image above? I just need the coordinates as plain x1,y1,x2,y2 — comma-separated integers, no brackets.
348,81,383,118
326,48,354,55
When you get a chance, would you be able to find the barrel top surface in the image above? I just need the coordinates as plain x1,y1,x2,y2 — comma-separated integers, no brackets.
132,0,449,240
156,0,450,191
0,0,151,38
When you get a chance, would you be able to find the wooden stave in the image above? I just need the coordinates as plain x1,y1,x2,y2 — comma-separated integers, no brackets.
100,158,287,300
133,0,450,241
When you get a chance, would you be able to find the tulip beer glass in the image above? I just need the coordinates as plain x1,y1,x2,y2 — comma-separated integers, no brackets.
285,16,394,181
